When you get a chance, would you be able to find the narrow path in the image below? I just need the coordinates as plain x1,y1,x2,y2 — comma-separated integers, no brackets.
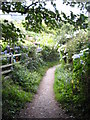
19,66,69,118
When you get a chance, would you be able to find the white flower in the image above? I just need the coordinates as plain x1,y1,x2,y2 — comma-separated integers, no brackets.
80,48,89,53
79,53,83,57
72,52,84,60
72,54,80,60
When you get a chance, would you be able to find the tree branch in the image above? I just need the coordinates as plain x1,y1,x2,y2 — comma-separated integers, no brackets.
25,1,38,13
1,1,38,14
1,9,26,14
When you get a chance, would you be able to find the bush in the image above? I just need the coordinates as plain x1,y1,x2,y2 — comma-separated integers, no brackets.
41,46,60,61
25,55,46,71
2,77,32,119
72,48,90,119
28,45,36,58
54,48,90,119
2,57,8,65
12,63,41,93
2,60,60,118
59,31,88,64
54,65,73,105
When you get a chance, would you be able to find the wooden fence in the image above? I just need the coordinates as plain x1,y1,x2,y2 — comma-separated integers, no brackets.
0,53,21,75
0,49,41,76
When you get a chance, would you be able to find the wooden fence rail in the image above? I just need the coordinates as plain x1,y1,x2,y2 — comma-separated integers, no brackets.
0,50,40,76
0,53,22,75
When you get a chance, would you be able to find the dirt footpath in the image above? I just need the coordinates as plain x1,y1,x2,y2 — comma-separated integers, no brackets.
19,66,70,118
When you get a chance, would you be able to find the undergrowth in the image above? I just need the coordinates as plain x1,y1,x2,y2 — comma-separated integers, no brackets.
54,64,89,120
2,60,59,119
2,77,32,119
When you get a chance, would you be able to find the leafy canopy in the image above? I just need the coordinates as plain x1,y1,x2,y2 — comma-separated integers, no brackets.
1,1,89,32
1,20,25,45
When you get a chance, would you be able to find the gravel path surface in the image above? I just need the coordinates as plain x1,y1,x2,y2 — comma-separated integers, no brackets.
19,66,70,118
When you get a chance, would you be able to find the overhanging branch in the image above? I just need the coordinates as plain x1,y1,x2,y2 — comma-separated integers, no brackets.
1,1,38,14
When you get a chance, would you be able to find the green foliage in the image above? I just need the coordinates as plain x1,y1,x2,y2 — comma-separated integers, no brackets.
72,48,89,119
19,45,45,71
2,63,42,118
54,23,74,45
54,31,89,119
72,48,90,97
54,65,73,104
36,32,56,46
1,3,89,118
1,2,88,32
1,20,25,46
26,56,45,71
1,42,7,52
41,46,60,61
2,57,8,65
59,30,88,63
54,64,89,119
28,45,36,58
12,63,41,93
2,77,32,119
2,60,59,118
19,43,60,71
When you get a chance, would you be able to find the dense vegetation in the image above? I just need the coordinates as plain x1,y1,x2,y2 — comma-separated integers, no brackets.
1,26,60,118
54,30,89,119
1,1,89,32
0,1,89,119
2,61,59,118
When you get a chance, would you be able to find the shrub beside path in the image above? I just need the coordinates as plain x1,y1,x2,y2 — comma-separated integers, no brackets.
19,65,70,118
